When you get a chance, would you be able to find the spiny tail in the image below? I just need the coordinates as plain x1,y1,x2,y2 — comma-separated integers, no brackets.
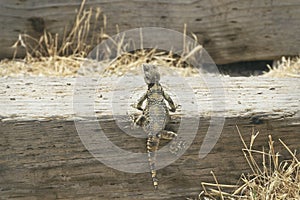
147,134,160,189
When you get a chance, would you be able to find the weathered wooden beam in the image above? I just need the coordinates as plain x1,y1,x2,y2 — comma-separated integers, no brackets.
0,77,299,199
0,0,300,63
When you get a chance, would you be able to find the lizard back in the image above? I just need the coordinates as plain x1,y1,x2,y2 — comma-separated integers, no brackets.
143,83,169,136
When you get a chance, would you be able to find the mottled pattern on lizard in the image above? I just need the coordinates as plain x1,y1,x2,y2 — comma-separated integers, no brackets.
135,64,177,189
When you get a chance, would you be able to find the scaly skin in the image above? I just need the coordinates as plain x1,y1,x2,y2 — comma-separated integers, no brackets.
135,64,177,189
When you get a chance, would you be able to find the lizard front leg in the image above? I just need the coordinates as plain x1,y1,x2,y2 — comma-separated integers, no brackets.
136,92,147,111
162,91,176,112
131,92,147,128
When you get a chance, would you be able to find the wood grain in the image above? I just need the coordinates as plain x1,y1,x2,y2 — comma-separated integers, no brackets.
0,0,300,63
0,76,299,199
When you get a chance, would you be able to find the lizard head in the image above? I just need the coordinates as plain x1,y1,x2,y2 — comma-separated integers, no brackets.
142,63,160,85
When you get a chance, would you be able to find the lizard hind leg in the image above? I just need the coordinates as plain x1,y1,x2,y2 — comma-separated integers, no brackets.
159,130,177,140
160,130,186,155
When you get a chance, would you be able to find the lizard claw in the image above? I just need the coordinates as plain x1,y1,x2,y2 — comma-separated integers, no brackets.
176,104,181,109
131,103,144,111
169,104,181,112
131,103,137,108
169,107,176,112
169,138,187,155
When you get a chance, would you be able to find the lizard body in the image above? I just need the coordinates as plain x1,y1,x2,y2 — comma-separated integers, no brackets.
135,64,177,189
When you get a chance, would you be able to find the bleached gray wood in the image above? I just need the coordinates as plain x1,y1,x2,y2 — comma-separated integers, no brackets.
0,76,299,199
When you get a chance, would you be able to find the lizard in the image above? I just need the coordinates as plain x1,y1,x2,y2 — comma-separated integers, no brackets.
134,63,178,189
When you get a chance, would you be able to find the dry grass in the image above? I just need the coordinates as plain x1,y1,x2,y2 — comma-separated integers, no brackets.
199,126,300,200
1,0,299,78
263,56,300,78
98,24,201,77
100,49,200,77
0,0,201,78
1,0,298,78
0,23,200,77
0,0,107,77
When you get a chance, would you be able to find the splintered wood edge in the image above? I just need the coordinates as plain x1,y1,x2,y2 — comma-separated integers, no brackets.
0,76,299,122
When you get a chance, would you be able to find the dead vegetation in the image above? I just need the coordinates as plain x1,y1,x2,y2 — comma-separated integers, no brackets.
198,127,300,200
0,0,107,77
263,56,300,78
0,0,199,77
0,0,298,77
99,49,200,77
0,1,299,199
